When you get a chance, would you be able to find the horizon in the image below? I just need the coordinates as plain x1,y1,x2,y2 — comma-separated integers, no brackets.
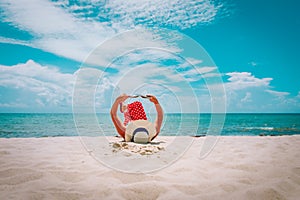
1,112,300,115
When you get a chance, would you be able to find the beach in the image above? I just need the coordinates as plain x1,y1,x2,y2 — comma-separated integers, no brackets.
0,136,299,200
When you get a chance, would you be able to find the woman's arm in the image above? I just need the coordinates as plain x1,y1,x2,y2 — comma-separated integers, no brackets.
110,94,128,138
148,95,163,140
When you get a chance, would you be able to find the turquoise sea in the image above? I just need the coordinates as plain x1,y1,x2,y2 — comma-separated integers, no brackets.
0,113,299,138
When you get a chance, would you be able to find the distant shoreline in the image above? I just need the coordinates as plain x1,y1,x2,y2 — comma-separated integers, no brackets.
1,112,300,114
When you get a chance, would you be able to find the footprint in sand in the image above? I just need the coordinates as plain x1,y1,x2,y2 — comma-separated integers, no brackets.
111,142,165,156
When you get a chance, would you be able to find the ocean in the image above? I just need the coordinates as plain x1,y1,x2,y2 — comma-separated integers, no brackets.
0,113,299,138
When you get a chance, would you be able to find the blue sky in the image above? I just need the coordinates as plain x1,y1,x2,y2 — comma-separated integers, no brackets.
0,0,299,113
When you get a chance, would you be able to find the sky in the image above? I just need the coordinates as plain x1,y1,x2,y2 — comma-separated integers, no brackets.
0,0,299,113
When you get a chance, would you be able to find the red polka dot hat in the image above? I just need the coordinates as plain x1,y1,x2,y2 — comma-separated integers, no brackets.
127,101,147,121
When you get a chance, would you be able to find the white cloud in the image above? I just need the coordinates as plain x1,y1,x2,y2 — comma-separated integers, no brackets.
0,102,27,108
1,0,115,62
2,0,76,35
0,60,75,108
0,59,216,112
185,57,203,66
222,72,300,112
226,72,272,91
65,0,224,29
182,66,217,81
0,36,31,47
0,0,226,64
241,92,252,103
76,0,224,29
109,63,184,93
85,30,180,67
248,61,258,67
1,60,299,113
202,72,222,78
265,89,289,97
265,89,297,108
0,61,117,112
72,67,118,112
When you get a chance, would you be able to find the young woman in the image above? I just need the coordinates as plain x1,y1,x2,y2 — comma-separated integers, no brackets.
110,94,163,141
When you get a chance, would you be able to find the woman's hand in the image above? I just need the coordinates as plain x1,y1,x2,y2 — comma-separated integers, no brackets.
147,95,159,104
116,94,129,103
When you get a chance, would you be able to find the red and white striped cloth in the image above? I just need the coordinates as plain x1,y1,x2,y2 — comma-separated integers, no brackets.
123,110,131,126
123,101,147,126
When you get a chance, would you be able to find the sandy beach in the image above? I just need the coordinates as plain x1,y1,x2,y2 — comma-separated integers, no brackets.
0,135,299,200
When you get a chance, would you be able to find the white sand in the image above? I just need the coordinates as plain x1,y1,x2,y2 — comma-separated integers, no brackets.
0,136,299,200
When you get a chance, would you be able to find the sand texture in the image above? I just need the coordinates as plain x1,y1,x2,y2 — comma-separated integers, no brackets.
0,136,299,200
